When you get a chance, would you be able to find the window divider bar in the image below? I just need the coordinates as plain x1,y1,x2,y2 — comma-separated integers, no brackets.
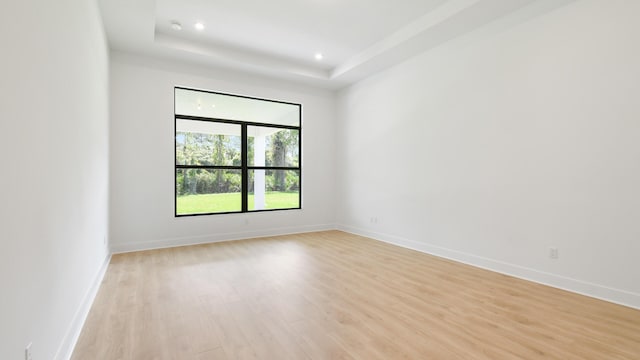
176,115,299,130
176,165,242,170
248,167,300,171
241,124,248,212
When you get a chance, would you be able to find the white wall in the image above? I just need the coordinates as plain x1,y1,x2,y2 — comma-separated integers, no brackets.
0,0,110,359
109,53,337,252
337,0,640,308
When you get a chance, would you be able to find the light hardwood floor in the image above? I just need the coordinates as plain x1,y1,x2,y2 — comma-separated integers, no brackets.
72,231,640,359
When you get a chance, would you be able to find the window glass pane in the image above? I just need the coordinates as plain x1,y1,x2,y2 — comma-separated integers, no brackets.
248,170,300,211
247,126,299,167
176,120,241,166
176,169,242,214
175,88,300,127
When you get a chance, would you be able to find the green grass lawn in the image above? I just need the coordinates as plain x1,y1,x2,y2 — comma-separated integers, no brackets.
177,191,299,214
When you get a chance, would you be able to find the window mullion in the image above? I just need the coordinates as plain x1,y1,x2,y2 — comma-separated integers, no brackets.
241,124,248,213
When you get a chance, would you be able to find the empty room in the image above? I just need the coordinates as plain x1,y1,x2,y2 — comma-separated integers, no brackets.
2,0,640,359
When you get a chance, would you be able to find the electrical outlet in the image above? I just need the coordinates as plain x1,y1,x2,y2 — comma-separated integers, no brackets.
549,247,559,259
25,342,33,360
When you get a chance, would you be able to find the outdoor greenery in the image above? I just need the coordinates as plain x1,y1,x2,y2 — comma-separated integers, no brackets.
176,131,243,195
175,123,300,213
177,191,299,214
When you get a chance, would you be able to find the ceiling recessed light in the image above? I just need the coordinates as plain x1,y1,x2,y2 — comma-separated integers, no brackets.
314,53,323,61
194,22,205,31
171,21,182,31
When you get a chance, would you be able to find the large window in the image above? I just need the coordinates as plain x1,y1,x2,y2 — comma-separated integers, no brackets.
175,87,301,216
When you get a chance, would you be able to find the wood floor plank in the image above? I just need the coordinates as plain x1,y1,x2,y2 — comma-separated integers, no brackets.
72,231,640,359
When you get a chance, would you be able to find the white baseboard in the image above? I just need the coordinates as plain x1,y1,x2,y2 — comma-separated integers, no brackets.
110,223,336,254
55,253,112,360
337,224,640,310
